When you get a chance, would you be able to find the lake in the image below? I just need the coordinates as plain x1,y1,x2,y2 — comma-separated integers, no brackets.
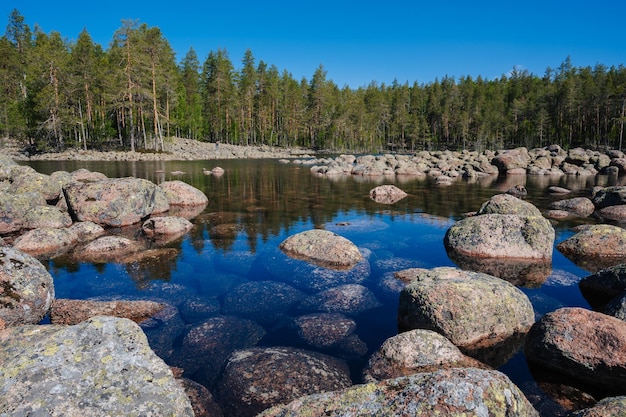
25,158,625,414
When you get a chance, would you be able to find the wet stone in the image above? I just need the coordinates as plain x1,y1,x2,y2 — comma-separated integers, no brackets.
296,284,381,316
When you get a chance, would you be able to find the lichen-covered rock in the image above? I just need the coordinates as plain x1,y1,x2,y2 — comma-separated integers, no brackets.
217,347,351,417
141,215,193,244
476,193,541,216
591,185,626,209
222,281,305,325
397,267,535,351
178,377,224,417
9,171,60,201
369,185,408,204
258,368,539,417
12,227,77,259
0,316,194,416
49,298,167,325
557,225,626,270
548,197,595,217
70,168,107,182
524,307,626,392
279,229,363,269
293,312,357,349
63,177,167,226
571,396,626,416
67,220,105,241
596,204,626,222
0,246,54,326
297,284,381,316
363,329,488,382
160,180,208,206
75,235,144,263
0,191,47,234
578,264,626,309
23,205,73,229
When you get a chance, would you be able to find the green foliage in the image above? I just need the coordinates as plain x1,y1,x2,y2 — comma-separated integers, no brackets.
2,10,626,153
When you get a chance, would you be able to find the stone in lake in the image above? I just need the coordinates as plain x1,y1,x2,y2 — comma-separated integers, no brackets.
0,316,194,416
216,347,351,417
557,225,626,272
63,177,168,227
363,329,488,383
549,197,595,217
397,267,534,365
297,284,381,316
525,307,626,394
279,229,363,270
49,298,167,325
578,263,626,309
591,185,626,209
142,215,193,245
0,246,54,327
258,368,539,417
293,312,357,349
74,235,144,263
369,184,408,204
222,281,305,325
12,227,77,260
160,180,209,206
571,396,626,417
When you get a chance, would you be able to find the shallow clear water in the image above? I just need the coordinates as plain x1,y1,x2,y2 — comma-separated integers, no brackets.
26,158,626,413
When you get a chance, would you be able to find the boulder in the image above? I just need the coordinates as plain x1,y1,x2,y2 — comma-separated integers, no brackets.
160,180,208,206
0,316,194,416
67,221,105,241
0,191,47,234
258,368,539,417
548,197,595,217
293,312,357,349
491,147,531,172
8,171,60,201
591,186,626,209
578,264,626,309
217,347,352,417
75,235,144,263
596,204,626,222
525,307,626,393
141,215,193,243
63,177,167,227
397,267,534,354
571,396,626,417
610,158,626,173
178,377,224,417
362,329,488,382
476,193,541,216
297,284,381,316
279,229,363,270
222,281,305,325
505,184,528,198
12,227,77,259
369,184,408,204
606,293,626,321
548,186,571,195
49,298,167,325
0,246,54,326
557,225,626,271
70,168,107,182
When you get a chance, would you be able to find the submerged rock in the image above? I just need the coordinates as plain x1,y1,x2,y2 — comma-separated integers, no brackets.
0,246,54,326
397,267,534,357
217,347,351,417
297,284,381,316
279,229,363,270
259,368,539,417
0,316,194,416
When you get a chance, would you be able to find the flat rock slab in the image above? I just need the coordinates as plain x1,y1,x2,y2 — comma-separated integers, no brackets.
259,368,539,417
279,229,363,270
0,316,194,416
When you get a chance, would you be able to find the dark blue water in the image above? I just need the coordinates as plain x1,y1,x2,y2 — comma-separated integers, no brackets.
27,158,624,414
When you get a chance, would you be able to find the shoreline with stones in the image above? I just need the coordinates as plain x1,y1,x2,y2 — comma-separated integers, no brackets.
1,140,626,416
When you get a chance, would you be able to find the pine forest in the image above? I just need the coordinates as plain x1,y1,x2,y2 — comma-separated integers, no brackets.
1,10,625,154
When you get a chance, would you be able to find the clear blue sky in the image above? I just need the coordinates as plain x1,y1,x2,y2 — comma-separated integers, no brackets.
3,1,625,88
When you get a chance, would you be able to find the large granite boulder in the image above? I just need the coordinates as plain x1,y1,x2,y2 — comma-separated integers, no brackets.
279,229,363,270
8,171,61,201
525,307,626,393
557,225,626,271
217,347,352,417
397,267,534,357
0,191,48,234
0,246,54,326
369,185,408,204
12,227,77,259
548,197,595,217
0,316,194,416
258,368,539,417
63,177,168,227
445,194,554,260
591,185,626,209
363,329,488,382
578,264,626,309
160,180,208,206
491,147,531,173
571,396,626,416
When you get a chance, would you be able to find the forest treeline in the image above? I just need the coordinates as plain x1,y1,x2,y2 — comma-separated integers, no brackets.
1,9,625,154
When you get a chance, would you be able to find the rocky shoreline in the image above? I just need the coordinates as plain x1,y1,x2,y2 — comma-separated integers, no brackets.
1,141,626,416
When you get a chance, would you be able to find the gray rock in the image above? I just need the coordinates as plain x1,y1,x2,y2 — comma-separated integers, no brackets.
70,168,107,182
0,191,47,234
397,267,534,352
477,193,541,216
160,180,208,206
363,329,488,382
491,147,531,172
259,368,539,417
606,292,626,321
548,197,595,217
64,177,167,227
9,171,60,201
591,186,626,209
369,185,408,204
279,229,363,270
525,307,626,392
0,316,194,416
578,264,626,309
217,347,351,417
0,246,54,326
